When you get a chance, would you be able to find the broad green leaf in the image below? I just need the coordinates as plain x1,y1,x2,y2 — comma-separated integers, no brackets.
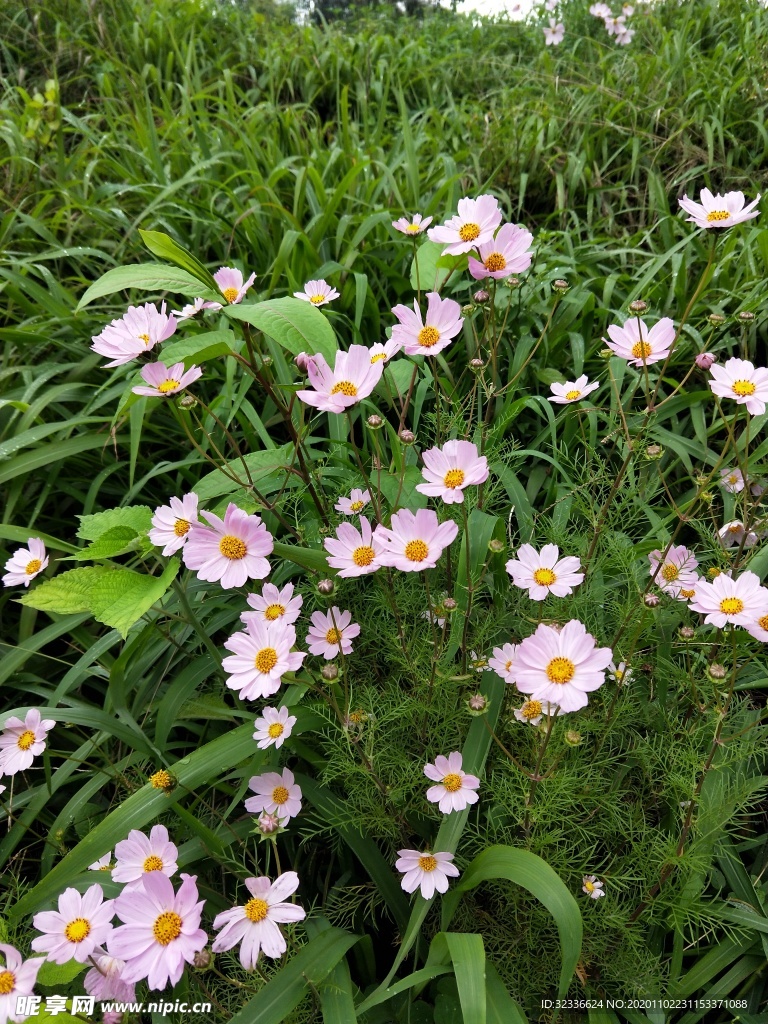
0,436,116,486
36,959,88,987
76,505,153,541
87,559,180,637
439,933,486,1024
159,328,235,365
75,263,219,311
486,962,528,1024
194,444,294,501
226,297,337,363
138,230,218,290
72,525,144,560
20,567,111,615
273,541,331,574
378,464,429,512
0,525,78,554
410,240,467,292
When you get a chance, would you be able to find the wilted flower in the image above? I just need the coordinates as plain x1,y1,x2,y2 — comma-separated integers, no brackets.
293,279,340,306
717,521,758,549
548,375,600,404
172,297,220,320
2,537,48,587
608,661,633,686
390,292,464,357
212,873,305,968
678,189,761,230
427,195,502,256
395,850,460,899
709,357,768,416
513,699,559,726
648,545,699,598
392,213,433,235
131,360,203,398
416,440,489,504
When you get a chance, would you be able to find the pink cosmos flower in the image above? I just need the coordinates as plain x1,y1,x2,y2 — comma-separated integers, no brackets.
648,545,699,597
509,620,613,713
108,873,207,991
0,945,45,1023
245,768,303,823
488,642,518,682
2,537,48,587
0,709,55,777
543,19,565,45
505,544,584,601
719,468,746,493
171,297,221,320
253,706,297,750
131,360,203,398
423,752,480,813
415,440,489,504
293,279,340,306
582,876,605,899
91,302,177,367
112,824,178,886
514,699,560,726
467,223,534,280
717,521,758,549
604,317,675,367
392,214,433,235
31,885,114,964
296,344,384,414
604,13,626,34
89,853,113,871
427,195,502,256
306,607,360,659
688,571,768,627
223,620,306,701
390,292,464,357
242,581,303,627
608,661,633,686
183,503,273,589
84,950,137,1002
548,375,600,404
212,872,306,968
335,489,371,515
744,609,768,643
589,2,611,14
615,26,634,44
395,849,460,899
369,339,403,365
373,509,458,572
324,516,384,577
678,189,761,230
149,493,200,556
709,358,768,415
213,266,256,304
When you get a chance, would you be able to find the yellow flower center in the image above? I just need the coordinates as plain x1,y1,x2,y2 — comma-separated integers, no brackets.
728,524,742,533
404,539,429,562
731,379,756,397
484,252,506,272
267,722,285,739
173,519,190,537
706,210,730,222
442,773,463,792
25,558,42,575
272,785,289,805
418,854,438,872
680,588,696,599
417,325,440,348
371,352,387,363
584,880,595,893
222,286,239,303
728,474,738,484
64,918,91,943
143,855,164,872
443,469,465,489
219,535,247,560
244,897,269,922
150,769,173,789
157,379,181,394
631,341,652,360
719,597,744,615
565,390,581,400
138,333,151,345
758,614,768,631
254,647,278,673
349,500,364,512
17,730,36,751
522,700,542,720
152,911,182,946
406,223,421,234
661,563,679,581
546,657,575,684
0,971,15,995
505,659,513,671
325,627,341,644
330,380,358,397
309,293,327,304
352,545,375,567
533,568,557,586
264,603,285,621
459,222,481,242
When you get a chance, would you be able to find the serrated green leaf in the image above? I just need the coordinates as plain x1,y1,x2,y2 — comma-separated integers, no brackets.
76,506,153,541
226,297,337,363
138,230,218,291
72,525,142,560
75,264,219,311
20,567,112,614
36,959,88,987
87,559,180,637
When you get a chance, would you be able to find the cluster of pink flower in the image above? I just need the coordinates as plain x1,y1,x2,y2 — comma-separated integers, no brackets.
589,3,637,46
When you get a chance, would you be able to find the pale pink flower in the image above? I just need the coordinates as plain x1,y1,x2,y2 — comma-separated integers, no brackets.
324,517,384,578
89,853,113,872
509,620,613,713
253,706,297,750
245,769,303,823
589,2,611,15
369,339,403,365
212,872,305,968
615,26,634,44
2,537,48,587
505,544,584,601
514,699,560,726
608,661,633,686
427,195,502,256
548,375,599,404
488,642,518,682
183,503,273,589
543,19,565,44
688,571,768,627
242,581,303,627
422,607,446,628
416,440,489,504
709,357,768,415
213,266,256,304
112,824,178,885
582,875,605,899
32,885,114,964
296,344,384,414
0,944,45,1023
335,489,371,515
423,752,480,813
171,297,221,320
467,223,534,280
678,189,761,230
744,609,768,643
91,302,177,367
306,607,360,659
373,509,459,572
392,213,433,235
720,468,746,493
149,493,200,556
108,873,206,991
293,279,339,306
395,849,460,899
717,521,758,549
604,13,626,34
390,292,464,357
0,709,55,777
223,620,305,701
648,545,699,597
604,317,675,367
131,360,202,398
84,951,136,1002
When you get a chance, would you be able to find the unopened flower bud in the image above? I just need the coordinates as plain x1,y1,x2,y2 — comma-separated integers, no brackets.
366,414,383,429
488,538,505,554
552,279,570,294
462,304,476,315
258,812,281,835
473,289,490,303
469,357,485,372
599,348,613,359
321,663,339,681
177,393,197,409
442,597,458,613
707,313,726,326
628,299,647,314
737,311,755,322
466,692,490,716
564,730,582,746
644,593,660,607
317,578,335,596
644,444,663,460
700,490,714,505
640,662,654,674
695,351,716,369
295,351,311,371
707,663,727,681
399,429,416,446
344,710,368,732
505,276,521,289
261,355,273,368
193,949,213,970
679,626,695,640
707,567,722,579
